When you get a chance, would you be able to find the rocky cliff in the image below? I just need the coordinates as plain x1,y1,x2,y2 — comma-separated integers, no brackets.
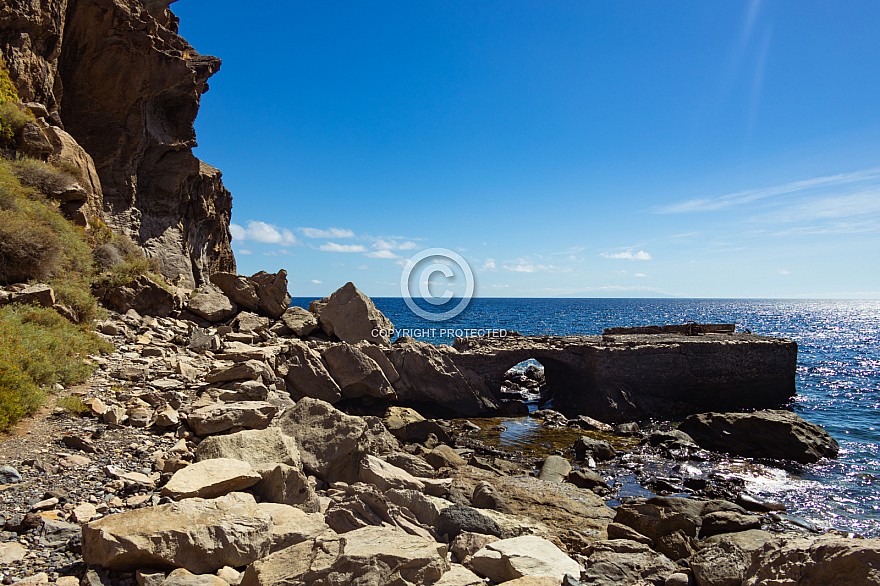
1,0,235,287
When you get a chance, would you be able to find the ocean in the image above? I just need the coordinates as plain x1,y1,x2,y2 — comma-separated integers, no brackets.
290,297,880,537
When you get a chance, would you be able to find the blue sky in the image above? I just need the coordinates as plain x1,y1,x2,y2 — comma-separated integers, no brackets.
174,1,880,299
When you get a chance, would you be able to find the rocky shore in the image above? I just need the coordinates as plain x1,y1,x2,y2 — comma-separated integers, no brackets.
2,277,878,586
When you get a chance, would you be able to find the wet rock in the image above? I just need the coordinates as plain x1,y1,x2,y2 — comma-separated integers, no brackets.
567,469,610,492
438,504,501,539
83,492,271,573
314,282,394,345
679,410,839,464
574,436,616,461
283,340,343,403
467,535,581,582
161,458,262,500
538,455,572,483
240,525,448,586
187,401,278,436
195,428,301,467
580,539,679,586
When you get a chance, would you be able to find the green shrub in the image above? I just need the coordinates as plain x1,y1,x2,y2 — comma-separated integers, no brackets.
0,304,112,429
50,159,84,183
56,395,90,415
51,274,102,323
12,158,77,197
0,208,63,283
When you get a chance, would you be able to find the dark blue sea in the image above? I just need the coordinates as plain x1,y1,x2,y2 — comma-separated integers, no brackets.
291,297,880,536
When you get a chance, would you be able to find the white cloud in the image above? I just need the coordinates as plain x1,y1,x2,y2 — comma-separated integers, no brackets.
357,265,369,270
365,250,400,259
373,239,418,251
237,249,253,255
311,279,322,284
601,250,652,261
230,220,298,245
634,273,648,277
502,259,570,273
299,227,356,238
480,258,497,272
778,269,791,275
319,242,367,253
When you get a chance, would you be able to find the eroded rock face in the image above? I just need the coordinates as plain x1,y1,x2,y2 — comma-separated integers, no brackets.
57,0,234,287
742,535,880,586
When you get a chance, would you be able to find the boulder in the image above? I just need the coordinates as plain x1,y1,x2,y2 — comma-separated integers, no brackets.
325,482,434,540
679,410,839,464
82,492,271,573
742,535,880,586
358,454,424,492
537,455,571,483
315,282,394,345
160,568,229,586
194,428,301,468
385,488,446,528
256,502,329,553
161,459,262,500
700,510,763,538
239,526,448,586
580,539,679,586
467,535,581,582
437,504,501,539
321,343,396,399
435,565,486,586
211,270,291,319
451,532,500,564
253,463,320,513
232,312,270,333
425,445,467,470
103,275,175,317
272,398,397,483
573,436,616,461
187,402,278,436
11,284,55,307
384,451,435,479
284,341,343,404
568,469,610,492
471,481,511,513
204,360,272,384
691,530,774,586
388,339,499,416
186,285,237,322
613,498,701,560
280,306,318,337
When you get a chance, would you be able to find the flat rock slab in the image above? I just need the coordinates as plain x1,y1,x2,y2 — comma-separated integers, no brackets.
161,458,262,500
194,427,301,468
83,492,271,574
467,535,581,582
187,401,278,436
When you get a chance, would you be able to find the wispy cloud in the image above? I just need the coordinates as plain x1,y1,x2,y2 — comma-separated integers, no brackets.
373,239,418,251
319,242,367,253
601,250,652,261
653,169,880,214
237,249,253,255
479,258,497,272
365,250,399,259
299,227,355,238
503,259,570,273
311,279,322,284
230,221,298,245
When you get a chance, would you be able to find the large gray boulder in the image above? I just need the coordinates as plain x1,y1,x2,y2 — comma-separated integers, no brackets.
240,526,448,586
187,402,278,436
103,275,175,317
210,270,291,319
321,343,396,400
194,428,301,467
580,539,679,586
313,282,394,345
280,306,318,337
692,530,774,586
272,398,398,483
186,285,237,322
679,410,839,464
742,535,880,586
82,492,271,573
284,341,343,403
